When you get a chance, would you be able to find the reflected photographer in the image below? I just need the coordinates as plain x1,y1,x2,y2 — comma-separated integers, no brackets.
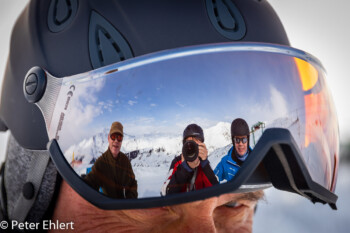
162,124,218,195
214,118,252,183
84,122,138,198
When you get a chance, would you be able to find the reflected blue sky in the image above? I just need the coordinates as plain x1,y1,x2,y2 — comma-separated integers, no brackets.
62,52,304,143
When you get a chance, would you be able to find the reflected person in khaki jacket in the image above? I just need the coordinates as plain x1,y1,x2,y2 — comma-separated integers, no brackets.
85,122,137,199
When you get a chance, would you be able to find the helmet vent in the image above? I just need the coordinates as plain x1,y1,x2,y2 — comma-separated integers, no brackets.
205,0,246,40
48,0,78,32
89,11,134,69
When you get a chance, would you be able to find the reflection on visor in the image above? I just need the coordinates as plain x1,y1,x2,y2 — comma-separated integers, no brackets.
32,43,338,206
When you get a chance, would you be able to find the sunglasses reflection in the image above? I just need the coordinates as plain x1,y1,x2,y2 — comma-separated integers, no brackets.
75,118,255,199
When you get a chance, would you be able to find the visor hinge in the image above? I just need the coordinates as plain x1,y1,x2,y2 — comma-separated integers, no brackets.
23,66,47,104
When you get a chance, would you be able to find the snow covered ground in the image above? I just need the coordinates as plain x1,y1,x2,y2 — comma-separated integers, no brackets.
253,164,350,233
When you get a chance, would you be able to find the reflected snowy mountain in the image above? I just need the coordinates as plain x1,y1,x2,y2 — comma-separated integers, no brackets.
63,122,234,197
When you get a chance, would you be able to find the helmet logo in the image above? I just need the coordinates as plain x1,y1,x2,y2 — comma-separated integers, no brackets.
205,0,246,40
89,11,134,69
48,0,78,32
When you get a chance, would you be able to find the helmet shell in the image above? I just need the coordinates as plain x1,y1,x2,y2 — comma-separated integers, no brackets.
0,0,290,149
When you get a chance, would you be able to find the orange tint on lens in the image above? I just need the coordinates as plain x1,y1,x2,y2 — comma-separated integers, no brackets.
294,57,321,148
294,57,339,191
294,57,318,92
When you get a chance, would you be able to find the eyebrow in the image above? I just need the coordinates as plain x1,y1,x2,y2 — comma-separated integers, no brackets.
234,191,264,202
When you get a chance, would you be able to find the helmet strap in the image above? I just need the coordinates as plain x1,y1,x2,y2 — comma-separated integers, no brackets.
9,150,50,222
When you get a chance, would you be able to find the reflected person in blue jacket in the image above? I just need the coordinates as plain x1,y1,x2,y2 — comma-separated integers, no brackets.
214,118,252,183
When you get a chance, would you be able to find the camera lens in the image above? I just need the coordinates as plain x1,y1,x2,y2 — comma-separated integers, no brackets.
182,140,199,162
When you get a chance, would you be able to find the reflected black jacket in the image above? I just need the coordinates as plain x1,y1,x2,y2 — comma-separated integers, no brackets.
85,148,138,199
162,155,218,195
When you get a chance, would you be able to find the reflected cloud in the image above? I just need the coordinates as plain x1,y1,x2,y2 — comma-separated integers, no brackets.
247,86,288,125
175,117,218,133
128,100,137,106
138,117,155,124
269,86,288,117
99,100,114,112
56,78,106,150
176,101,185,108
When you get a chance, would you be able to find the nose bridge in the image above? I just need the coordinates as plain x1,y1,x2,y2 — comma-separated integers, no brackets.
180,212,217,233
183,218,217,233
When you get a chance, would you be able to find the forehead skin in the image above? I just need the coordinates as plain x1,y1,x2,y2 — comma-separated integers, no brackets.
50,181,263,233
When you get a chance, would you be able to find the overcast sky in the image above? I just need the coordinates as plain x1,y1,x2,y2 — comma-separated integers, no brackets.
269,0,350,141
0,0,350,161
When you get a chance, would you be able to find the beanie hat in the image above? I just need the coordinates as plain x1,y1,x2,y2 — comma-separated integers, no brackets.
183,124,204,144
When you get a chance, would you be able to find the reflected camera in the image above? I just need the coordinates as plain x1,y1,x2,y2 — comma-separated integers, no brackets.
182,140,199,162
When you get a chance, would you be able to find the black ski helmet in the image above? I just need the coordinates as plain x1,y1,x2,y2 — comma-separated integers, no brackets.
0,0,290,150
183,124,205,144
0,0,340,222
231,118,250,137
231,118,250,147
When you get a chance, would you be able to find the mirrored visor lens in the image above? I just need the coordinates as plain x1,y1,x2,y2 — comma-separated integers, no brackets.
42,43,339,200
